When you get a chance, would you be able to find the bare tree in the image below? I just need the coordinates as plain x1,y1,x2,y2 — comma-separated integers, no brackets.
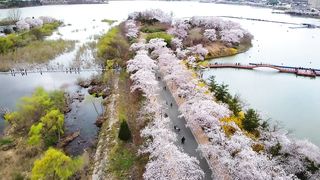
7,8,22,22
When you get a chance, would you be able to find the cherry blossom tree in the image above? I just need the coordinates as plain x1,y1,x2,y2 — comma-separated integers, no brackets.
203,29,217,42
16,19,30,31
130,42,147,52
126,13,319,179
140,109,204,180
39,16,57,24
125,20,139,39
129,9,172,24
128,42,204,179
171,37,183,50
220,29,245,44
167,20,190,40
24,17,43,28
187,44,208,61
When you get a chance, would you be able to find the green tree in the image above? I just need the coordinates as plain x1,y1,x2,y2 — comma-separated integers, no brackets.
31,148,83,180
227,95,242,116
243,109,261,132
40,109,64,145
208,76,218,92
215,84,231,103
4,88,66,135
269,142,282,156
118,121,132,141
49,90,66,113
28,123,44,146
97,27,129,64
5,87,53,132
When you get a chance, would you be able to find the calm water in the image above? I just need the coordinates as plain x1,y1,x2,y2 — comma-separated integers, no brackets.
0,1,319,147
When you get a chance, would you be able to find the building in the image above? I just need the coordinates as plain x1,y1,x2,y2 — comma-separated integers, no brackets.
309,0,320,9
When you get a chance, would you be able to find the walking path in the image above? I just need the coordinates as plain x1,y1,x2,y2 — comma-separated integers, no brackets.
156,73,213,180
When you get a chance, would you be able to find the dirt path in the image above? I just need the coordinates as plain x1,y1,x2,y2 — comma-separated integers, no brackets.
92,72,119,180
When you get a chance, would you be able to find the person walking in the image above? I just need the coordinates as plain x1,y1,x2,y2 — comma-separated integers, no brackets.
174,125,180,132
181,136,185,144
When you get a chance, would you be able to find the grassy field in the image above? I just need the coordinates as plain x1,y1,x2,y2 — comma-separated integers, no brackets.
0,39,75,71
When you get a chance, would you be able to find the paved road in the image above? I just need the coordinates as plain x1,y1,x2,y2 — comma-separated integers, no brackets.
156,74,213,180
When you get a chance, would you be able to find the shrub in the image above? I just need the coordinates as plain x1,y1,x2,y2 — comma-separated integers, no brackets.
242,109,260,132
269,142,282,156
252,143,264,153
118,121,132,141
222,125,237,137
221,116,243,129
31,148,83,180
146,32,173,45
97,27,130,64
208,75,218,92
5,88,67,136
214,83,232,103
0,36,14,53
227,95,242,116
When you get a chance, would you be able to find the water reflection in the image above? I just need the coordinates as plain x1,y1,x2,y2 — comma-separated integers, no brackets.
0,72,102,154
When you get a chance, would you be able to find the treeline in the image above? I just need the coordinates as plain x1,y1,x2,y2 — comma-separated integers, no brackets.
0,0,41,8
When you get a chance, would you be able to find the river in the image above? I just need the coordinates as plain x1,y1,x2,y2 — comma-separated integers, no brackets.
0,1,319,151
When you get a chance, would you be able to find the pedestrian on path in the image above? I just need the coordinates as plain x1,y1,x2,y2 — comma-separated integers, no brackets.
181,136,185,144
174,125,180,132
163,86,166,90
170,102,173,107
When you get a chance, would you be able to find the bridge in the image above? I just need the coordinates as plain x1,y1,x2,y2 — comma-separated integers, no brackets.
206,63,320,78
217,16,320,28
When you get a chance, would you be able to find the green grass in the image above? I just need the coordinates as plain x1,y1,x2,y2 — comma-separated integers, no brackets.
0,138,13,146
108,143,136,179
0,22,62,54
97,26,129,67
101,19,117,25
140,23,168,33
0,39,75,71
146,32,173,45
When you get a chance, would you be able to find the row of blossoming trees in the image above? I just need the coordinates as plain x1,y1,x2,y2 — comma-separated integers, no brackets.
127,45,205,179
124,9,320,179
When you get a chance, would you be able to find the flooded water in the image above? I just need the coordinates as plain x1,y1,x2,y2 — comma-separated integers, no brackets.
0,1,319,150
